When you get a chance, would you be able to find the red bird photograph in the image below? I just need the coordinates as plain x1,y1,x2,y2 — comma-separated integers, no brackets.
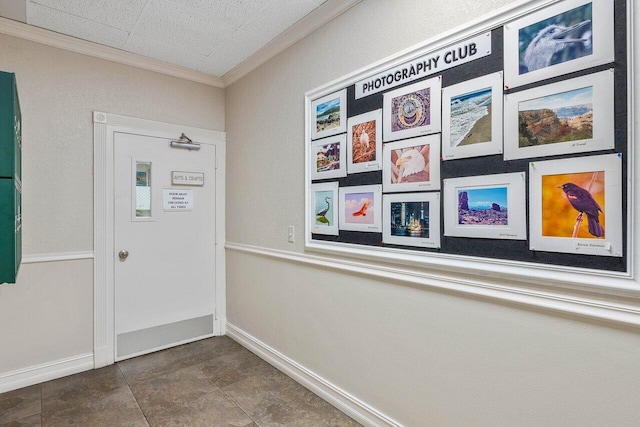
352,200,370,217
541,171,605,238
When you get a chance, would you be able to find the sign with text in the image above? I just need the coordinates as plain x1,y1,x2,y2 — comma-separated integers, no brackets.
163,188,193,211
172,171,204,186
355,32,491,99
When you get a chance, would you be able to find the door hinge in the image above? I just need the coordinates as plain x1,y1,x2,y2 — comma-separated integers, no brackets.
215,155,218,170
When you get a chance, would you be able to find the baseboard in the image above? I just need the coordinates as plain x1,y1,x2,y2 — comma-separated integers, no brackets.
0,353,93,394
226,323,401,427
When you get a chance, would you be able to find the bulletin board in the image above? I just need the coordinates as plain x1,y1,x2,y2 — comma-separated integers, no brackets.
305,0,630,275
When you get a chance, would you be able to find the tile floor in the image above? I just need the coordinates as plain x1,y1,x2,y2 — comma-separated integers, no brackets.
0,336,361,426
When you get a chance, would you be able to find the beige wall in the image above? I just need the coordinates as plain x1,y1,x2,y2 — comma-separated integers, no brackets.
225,0,640,425
0,34,224,373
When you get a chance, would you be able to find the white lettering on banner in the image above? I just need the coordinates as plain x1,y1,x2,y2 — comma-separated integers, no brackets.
355,32,491,99
163,188,194,211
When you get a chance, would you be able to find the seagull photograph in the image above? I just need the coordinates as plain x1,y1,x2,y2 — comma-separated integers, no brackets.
518,3,593,74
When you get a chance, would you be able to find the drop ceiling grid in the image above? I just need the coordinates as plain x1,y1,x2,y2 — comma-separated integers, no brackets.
23,0,327,76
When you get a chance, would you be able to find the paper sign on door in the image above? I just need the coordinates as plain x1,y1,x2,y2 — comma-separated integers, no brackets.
163,188,193,211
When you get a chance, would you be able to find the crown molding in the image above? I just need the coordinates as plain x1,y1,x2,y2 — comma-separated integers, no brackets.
222,0,363,87
0,16,225,88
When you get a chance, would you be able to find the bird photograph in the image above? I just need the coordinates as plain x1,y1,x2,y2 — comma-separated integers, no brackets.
541,171,605,238
390,145,430,184
315,194,332,225
351,120,377,164
518,3,592,74
352,200,370,217
344,192,375,225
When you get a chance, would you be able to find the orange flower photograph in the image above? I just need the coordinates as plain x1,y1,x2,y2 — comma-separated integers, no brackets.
541,171,605,239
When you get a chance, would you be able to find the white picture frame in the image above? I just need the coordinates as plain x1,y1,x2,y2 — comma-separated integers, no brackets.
383,76,442,142
347,109,383,173
310,134,347,180
310,182,339,236
443,172,526,240
382,134,441,193
339,184,382,232
503,0,614,89
310,89,347,140
383,192,441,249
504,69,614,160
529,153,622,257
442,71,503,161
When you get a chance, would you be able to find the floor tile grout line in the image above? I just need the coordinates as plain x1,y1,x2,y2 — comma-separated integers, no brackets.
116,363,152,426
193,360,260,426
217,384,260,426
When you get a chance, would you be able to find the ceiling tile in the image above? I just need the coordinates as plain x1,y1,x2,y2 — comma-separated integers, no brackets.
168,0,268,28
132,0,237,57
29,0,146,31
240,0,318,42
194,28,265,76
124,33,209,70
27,2,129,48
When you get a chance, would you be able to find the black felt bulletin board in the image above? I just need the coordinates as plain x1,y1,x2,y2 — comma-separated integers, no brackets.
309,0,628,273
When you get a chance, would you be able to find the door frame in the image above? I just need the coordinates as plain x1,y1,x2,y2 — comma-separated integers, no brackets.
93,111,226,368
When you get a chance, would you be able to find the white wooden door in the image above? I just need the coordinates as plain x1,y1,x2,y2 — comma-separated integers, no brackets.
114,132,216,360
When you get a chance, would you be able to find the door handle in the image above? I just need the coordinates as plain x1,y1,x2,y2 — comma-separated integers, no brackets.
119,250,129,260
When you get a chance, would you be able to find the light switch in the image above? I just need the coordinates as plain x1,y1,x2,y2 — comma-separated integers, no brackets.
288,225,295,243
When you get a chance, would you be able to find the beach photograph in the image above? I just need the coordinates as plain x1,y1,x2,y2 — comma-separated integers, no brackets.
449,87,492,147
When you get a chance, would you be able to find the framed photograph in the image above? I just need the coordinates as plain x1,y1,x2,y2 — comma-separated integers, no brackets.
529,153,622,257
383,192,441,248
504,69,614,160
382,134,441,193
383,76,442,142
504,0,614,88
310,182,339,236
442,72,503,160
310,134,347,180
310,89,347,140
136,171,148,186
339,185,382,232
443,172,526,240
347,110,383,173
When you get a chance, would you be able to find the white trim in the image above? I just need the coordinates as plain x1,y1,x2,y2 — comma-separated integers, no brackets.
0,353,93,394
226,323,401,427
21,251,94,264
0,17,224,88
225,242,640,329
93,112,226,368
222,0,363,86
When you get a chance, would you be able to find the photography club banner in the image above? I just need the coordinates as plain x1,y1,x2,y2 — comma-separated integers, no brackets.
355,32,492,99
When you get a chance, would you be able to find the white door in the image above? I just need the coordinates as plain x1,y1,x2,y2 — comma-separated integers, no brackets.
114,131,216,360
